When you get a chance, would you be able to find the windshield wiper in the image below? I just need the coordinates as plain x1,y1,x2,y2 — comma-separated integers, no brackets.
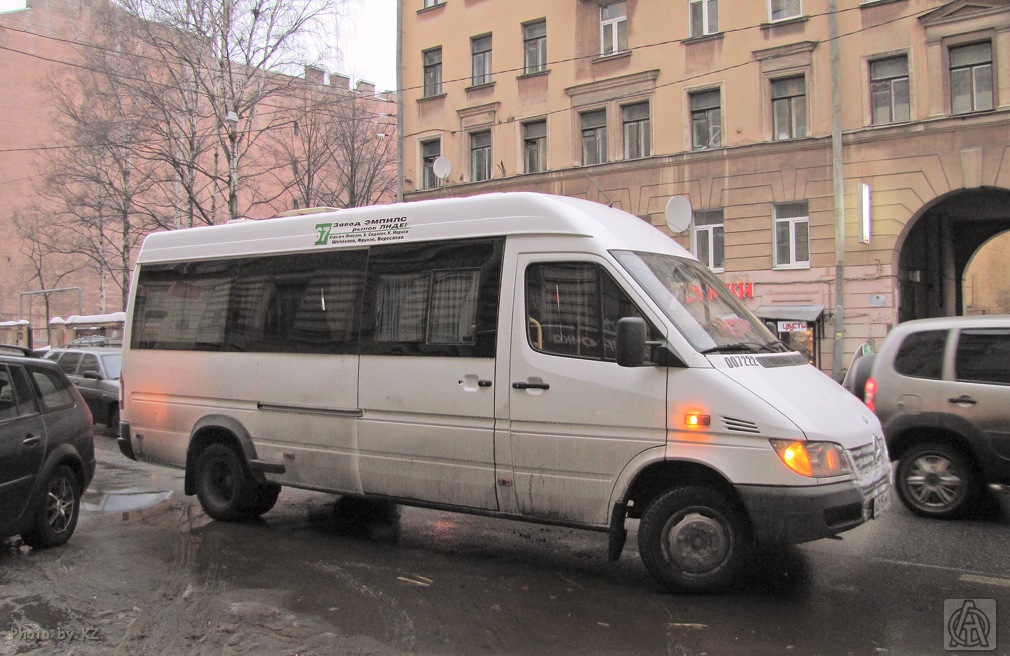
700,344,757,355
701,341,786,355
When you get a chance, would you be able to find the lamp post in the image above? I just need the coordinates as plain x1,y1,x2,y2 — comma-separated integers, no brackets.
224,110,239,219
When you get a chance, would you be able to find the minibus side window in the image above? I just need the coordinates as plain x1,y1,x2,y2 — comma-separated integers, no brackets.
131,250,366,354
359,238,504,358
525,262,653,361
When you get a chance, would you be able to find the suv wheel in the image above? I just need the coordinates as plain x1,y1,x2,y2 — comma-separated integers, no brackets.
23,465,81,548
895,442,978,519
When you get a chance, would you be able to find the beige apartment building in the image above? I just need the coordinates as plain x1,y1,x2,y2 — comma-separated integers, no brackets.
398,0,1010,375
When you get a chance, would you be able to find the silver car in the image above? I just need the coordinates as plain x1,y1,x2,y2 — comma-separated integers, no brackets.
45,345,122,437
865,315,1010,518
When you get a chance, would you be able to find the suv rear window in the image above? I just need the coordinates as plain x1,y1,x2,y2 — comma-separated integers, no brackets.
955,329,1010,385
894,329,947,379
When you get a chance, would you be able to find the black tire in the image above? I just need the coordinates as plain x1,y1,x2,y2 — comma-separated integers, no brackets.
107,405,121,438
242,482,281,517
895,441,978,519
638,486,751,593
195,443,256,521
22,465,81,548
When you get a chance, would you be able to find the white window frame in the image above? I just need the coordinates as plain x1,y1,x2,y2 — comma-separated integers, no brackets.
600,2,627,56
774,203,810,269
690,0,718,38
769,0,801,22
692,210,725,272
423,0,443,8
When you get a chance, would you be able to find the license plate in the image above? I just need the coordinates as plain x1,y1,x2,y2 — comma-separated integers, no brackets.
872,490,890,518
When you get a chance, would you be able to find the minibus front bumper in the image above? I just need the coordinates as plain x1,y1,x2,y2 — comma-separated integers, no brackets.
735,480,883,545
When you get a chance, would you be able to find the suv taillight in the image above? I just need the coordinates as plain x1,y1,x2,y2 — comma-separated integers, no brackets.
864,377,877,412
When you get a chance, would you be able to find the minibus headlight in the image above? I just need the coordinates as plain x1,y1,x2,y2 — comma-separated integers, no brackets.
770,440,852,478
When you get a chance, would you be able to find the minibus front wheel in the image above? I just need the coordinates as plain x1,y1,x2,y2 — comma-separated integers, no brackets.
638,486,750,593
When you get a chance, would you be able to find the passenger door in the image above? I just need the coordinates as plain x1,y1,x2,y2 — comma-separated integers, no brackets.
0,364,47,527
948,327,1010,462
357,239,505,510
507,256,668,526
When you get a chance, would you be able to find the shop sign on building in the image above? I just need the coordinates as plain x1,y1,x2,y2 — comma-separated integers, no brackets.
778,321,808,333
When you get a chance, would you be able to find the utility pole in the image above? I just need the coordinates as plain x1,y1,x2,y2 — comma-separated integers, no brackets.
829,0,846,381
395,0,404,203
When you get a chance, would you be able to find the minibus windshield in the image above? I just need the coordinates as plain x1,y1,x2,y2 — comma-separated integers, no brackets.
612,251,786,354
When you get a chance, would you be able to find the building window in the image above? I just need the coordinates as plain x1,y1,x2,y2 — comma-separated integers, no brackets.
423,0,443,7
421,139,441,189
690,89,722,149
774,202,809,268
470,130,491,182
523,120,547,173
580,110,607,165
423,47,442,97
622,103,650,159
690,0,718,38
772,76,806,140
770,0,801,21
523,20,547,74
693,210,725,271
471,34,492,86
950,42,993,114
870,56,910,125
600,2,627,56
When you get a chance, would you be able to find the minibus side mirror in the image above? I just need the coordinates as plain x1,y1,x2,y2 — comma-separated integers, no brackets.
616,317,647,367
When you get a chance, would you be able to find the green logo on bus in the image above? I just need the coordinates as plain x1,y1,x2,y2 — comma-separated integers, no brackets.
314,223,332,246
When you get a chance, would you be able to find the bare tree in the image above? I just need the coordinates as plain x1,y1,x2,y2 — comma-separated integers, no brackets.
116,0,348,221
37,8,167,312
269,79,397,210
11,208,86,343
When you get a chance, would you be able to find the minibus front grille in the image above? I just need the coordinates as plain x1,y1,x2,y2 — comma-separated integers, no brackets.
722,417,761,434
849,441,881,475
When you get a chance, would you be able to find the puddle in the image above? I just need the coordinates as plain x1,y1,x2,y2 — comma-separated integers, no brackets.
82,488,173,513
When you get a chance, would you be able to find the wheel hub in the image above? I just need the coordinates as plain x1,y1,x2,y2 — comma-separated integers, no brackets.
664,512,729,573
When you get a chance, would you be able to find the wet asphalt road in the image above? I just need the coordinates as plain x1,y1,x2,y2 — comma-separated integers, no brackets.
2,434,1009,656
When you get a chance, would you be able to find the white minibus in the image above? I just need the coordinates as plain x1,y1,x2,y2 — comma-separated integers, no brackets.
118,192,891,592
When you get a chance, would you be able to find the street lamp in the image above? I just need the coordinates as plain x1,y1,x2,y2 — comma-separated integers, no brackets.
224,110,239,219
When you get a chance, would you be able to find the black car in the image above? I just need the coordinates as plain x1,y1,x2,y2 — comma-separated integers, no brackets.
45,345,122,437
0,346,95,547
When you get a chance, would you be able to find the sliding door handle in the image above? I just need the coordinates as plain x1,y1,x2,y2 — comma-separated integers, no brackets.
512,381,550,390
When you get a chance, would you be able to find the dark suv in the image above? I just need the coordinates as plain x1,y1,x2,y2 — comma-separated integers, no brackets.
46,344,122,437
865,316,1010,518
0,346,95,547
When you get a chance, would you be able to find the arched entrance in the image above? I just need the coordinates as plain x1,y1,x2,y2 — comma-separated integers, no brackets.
897,187,1010,322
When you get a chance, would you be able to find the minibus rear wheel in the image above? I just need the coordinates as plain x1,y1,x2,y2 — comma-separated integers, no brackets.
638,486,749,593
195,443,256,521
